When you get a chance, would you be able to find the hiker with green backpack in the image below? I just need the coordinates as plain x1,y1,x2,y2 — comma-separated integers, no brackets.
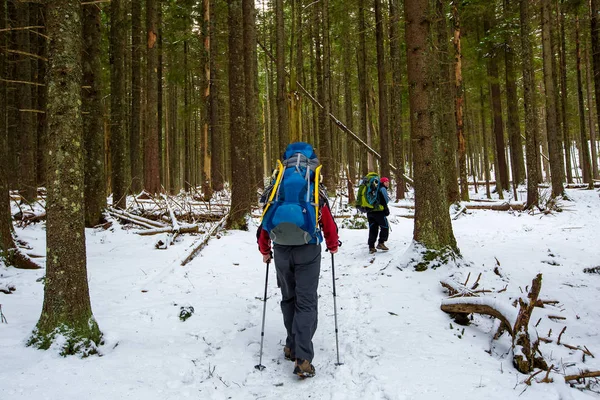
355,173,391,254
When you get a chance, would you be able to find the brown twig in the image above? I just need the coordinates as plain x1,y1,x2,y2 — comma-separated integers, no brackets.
557,326,566,345
564,370,600,382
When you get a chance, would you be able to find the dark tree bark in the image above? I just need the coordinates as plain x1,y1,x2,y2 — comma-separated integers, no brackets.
145,0,160,194
110,0,129,209
558,4,573,183
585,23,599,180
35,4,46,189
520,0,541,209
375,0,390,180
210,0,223,192
276,0,288,155
342,21,356,201
16,1,36,203
28,0,102,354
243,0,259,200
0,0,13,265
541,0,566,198
479,86,492,199
484,17,508,195
200,0,213,198
358,0,370,174
82,1,106,227
591,0,600,180
131,0,143,194
227,0,250,229
157,2,164,186
452,1,468,201
389,0,405,200
183,39,191,192
504,0,525,187
405,0,459,259
435,0,460,204
321,0,334,191
575,13,593,188
168,82,179,194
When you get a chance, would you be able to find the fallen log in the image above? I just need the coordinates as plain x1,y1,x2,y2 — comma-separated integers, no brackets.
564,370,600,382
441,298,515,336
135,224,199,236
107,208,167,229
181,213,228,266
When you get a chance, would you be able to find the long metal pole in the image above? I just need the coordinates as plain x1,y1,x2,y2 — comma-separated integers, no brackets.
255,261,270,371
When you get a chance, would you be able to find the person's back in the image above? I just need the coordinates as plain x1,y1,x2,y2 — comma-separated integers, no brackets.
257,142,339,378
366,177,390,253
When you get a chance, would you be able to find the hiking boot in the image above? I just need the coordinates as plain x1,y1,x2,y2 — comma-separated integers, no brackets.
369,247,377,254
293,359,315,378
376,242,389,251
284,346,295,361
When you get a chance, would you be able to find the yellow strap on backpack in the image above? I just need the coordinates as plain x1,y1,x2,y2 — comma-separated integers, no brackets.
261,160,285,221
314,165,322,227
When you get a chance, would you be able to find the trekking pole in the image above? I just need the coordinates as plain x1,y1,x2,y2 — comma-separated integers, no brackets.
255,260,270,371
331,252,343,366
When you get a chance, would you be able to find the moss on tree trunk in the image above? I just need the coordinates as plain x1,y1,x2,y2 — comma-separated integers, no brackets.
28,0,102,356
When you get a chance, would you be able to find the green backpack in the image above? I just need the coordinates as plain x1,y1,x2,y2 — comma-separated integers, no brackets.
355,172,384,213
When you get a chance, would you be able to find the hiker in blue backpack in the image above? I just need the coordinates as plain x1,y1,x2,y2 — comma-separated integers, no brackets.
257,142,339,378
367,176,390,254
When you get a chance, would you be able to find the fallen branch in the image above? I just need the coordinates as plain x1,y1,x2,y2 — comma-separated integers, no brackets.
564,370,600,382
108,208,167,229
181,213,228,266
441,297,515,336
135,224,199,236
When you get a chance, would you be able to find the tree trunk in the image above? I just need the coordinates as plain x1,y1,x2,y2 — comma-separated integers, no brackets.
168,82,179,194
541,0,566,198
157,3,164,186
342,20,356,202
227,0,250,230
405,0,459,260
321,0,334,192
145,0,160,194
243,0,259,199
585,20,600,180
29,0,102,354
484,17,508,195
210,0,223,192
110,0,129,209
591,0,600,180
183,39,191,192
358,0,370,175
558,4,573,183
131,0,143,194
575,14,593,188
437,0,460,204
16,1,36,203
35,4,46,189
520,0,541,209
389,0,405,200
453,1,468,201
375,0,390,181
276,0,288,155
479,86,492,199
504,0,525,187
82,1,106,227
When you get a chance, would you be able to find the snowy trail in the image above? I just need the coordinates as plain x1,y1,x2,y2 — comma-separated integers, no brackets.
1,190,600,399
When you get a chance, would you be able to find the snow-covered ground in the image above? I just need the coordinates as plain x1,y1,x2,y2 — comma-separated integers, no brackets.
1,187,599,400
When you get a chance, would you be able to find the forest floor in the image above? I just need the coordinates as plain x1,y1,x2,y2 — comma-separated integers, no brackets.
1,186,599,400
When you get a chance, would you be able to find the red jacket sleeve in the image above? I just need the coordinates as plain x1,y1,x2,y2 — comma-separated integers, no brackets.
320,205,339,252
257,227,271,255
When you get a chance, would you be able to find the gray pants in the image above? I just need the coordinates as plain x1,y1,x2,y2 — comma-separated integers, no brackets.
273,243,321,362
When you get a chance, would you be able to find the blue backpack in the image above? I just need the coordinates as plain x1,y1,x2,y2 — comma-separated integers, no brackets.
261,142,323,245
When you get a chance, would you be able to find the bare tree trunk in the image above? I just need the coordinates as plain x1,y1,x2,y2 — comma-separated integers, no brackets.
590,0,600,180
520,0,541,209
389,0,405,200
541,0,566,198
342,29,355,199
110,0,130,209
276,0,288,155
585,21,600,179
479,86,492,199
575,13,593,188
131,0,143,194
243,0,259,199
145,0,160,194
405,0,459,258
504,0,526,187
82,1,106,227
227,0,250,229
29,0,102,354
210,0,223,192
16,1,36,202
358,0,370,175
558,4,573,183
375,0,390,180
484,17,508,195
321,0,334,191
453,1,468,201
